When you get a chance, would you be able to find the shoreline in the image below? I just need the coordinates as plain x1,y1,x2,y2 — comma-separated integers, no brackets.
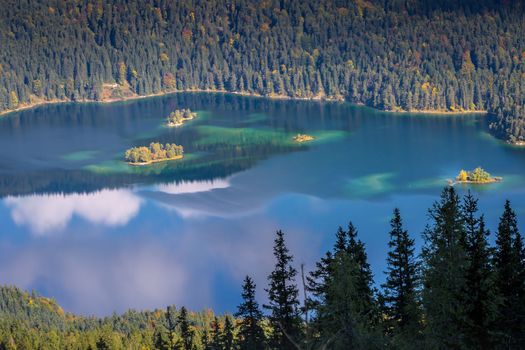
127,155,183,166
448,177,502,186
0,88,490,118
385,108,487,115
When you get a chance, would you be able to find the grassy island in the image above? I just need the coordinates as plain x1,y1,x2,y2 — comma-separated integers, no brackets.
293,134,315,143
166,109,197,127
454,167,502,184
125,142,184,165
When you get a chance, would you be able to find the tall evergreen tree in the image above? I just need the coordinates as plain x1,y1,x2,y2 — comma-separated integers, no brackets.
177,307,194,350
221,316,234,350
264,230,303,350
461,192,497,349
308,223,380,349
235,276,265,350
422,187,469,348
346,222,377,322
493,200,525,347
381,208,421,348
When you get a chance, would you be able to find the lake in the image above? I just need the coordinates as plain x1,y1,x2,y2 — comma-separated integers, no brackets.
0,92,524,316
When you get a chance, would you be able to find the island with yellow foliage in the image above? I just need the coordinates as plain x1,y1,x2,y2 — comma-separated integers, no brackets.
293,134,315,143
452,167,502,185
166,109,197,127
125,142,184,165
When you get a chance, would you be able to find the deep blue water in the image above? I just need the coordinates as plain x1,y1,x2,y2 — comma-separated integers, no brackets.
0,93,524,316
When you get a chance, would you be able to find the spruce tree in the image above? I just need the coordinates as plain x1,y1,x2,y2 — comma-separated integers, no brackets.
381,208,421,348
493,200,525,347
221,316,234,350
422,187,469,348
235,276,266,350
346,222,376,320
461,192,497,348
308,223,380,349
177,307,194,350
264,230,302,350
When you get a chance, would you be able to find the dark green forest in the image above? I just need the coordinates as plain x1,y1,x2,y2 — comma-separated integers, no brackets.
1,0,525,142
1,187,524,349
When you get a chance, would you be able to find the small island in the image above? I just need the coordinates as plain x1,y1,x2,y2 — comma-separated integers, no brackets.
293,134,315,143
166,109,197,127
452,167,502,185
125,142,184,165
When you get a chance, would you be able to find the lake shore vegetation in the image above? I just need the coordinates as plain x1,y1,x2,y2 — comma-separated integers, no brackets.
124,142,183,165
166,109,197,127
454,167,502,184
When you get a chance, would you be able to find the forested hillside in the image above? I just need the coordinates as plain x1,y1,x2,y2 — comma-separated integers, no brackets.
0,0,524,142
1,188,524,349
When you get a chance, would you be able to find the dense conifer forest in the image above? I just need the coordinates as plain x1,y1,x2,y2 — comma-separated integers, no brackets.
0,187,524,349
0,0,525,142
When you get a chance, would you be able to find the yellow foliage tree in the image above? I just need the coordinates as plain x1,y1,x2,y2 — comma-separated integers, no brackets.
457,169,468,182
9,91,19,108
118,61,127,85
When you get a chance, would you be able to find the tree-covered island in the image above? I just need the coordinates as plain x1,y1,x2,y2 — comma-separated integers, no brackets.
125,142,183,165
293,134,315,143
166,109,197,127
454,167,502,184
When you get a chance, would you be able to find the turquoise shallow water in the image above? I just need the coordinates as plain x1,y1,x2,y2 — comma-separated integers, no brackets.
0,93,524,316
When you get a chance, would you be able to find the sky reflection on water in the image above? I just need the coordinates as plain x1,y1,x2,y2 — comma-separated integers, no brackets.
0,93,525,316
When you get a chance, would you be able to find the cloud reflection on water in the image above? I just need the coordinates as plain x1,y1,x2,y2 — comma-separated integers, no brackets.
5,189,142,235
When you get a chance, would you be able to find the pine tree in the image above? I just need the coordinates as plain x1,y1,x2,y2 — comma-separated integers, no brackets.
264,230,302,350
381,208,421,348
308,223,380,349
461,192,497,348
177,307,194,350
221,316,234,350
422,187,469,348
493,200,525,347
235,276,265,350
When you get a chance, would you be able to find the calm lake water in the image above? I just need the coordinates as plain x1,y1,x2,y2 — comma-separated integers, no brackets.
1,93,524,316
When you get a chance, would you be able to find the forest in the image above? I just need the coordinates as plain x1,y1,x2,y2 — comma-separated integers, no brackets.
0,187,524,349
0,0,524,143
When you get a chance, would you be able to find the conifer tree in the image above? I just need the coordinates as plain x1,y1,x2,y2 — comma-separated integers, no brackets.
493,200,525,347
381,208,421,348
221,316,234,350
177,307,194,350
346,222,376,320
461,192,497,348
235,276,265,350
264,230,303,350
422,187,469,348
308,223,380,349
